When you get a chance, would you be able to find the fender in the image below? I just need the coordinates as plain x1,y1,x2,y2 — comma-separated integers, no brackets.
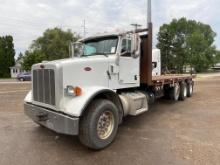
59,86,124,120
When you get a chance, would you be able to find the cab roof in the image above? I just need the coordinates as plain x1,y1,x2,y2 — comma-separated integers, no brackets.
79,28,148,42
79,32,120,42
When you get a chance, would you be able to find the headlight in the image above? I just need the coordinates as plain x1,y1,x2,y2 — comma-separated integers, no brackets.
65,86,82,97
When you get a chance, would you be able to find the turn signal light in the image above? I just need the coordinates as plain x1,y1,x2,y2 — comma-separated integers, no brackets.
74,86,82,96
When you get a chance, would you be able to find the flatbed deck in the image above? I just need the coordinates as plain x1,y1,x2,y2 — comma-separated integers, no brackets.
152,74,195,85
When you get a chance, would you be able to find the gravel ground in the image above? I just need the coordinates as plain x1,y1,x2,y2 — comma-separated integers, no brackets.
0,76,219,165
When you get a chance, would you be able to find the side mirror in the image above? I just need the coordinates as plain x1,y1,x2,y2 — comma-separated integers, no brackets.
152,62,157,69
71,42,83,57
69,43,74,58
131,34,140,58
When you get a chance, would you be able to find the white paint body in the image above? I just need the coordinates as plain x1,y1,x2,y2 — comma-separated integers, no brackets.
24,33,148,117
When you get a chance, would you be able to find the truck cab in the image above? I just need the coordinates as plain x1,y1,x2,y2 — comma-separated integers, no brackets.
24,30,153,147
72,32,143,88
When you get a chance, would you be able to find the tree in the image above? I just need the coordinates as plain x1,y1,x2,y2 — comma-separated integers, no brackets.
0,36,15,78
22,50,45,71
30,27,80,61
22,28,80,71
157,18,217,73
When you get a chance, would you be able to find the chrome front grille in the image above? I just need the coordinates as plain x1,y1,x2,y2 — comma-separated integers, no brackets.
33,69,56,106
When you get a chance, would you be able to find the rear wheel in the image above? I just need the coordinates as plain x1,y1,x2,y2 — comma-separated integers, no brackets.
79,99,119,150
179,81,187,101
187,81,194,97
164,85,171,99
170,83,180,101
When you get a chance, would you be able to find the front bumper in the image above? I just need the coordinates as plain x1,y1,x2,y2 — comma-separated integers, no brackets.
24,103,79,135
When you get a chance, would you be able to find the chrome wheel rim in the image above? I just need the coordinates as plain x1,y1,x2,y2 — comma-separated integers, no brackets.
184,86,187,97
190,84,193,94
174,84,180,100
97,111,114,140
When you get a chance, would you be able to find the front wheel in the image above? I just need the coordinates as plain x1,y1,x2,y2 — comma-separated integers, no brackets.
79,99,119,150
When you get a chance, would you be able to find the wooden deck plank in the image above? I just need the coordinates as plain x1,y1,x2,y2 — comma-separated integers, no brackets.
152,74,195,84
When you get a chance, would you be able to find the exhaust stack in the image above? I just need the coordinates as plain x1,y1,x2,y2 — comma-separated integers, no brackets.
147,0,152,24
140,0,153,85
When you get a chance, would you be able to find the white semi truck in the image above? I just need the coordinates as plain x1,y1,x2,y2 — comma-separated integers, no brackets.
24,0,194,150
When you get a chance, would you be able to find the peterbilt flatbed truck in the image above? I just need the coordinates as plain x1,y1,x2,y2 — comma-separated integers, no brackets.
24,0,194,150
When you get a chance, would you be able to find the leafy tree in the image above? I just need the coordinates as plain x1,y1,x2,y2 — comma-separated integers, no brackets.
22,27,80,71
30,27,80,61
22,50,45,71
0,36,15,78
157,18,217,73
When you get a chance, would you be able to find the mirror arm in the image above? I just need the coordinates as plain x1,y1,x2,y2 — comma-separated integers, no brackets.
116,53,120,66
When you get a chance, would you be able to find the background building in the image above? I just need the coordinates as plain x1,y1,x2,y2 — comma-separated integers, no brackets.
10,60,22,78
212,63,220,71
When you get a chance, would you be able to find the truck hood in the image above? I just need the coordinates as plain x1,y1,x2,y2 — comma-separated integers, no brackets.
43,56,113,88
31,56,115,111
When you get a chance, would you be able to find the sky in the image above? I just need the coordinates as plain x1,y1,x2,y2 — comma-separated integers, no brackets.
0,0,219,58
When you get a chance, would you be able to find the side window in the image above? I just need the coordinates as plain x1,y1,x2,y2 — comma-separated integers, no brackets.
121,39,131,57
152,62,157,69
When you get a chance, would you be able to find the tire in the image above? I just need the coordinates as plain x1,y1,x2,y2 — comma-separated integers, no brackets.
170,83,180,101
20,78,24,82
145,92,155,104
179,81,187,101
164,85,172,99
187,81,193,97
79,99,119,150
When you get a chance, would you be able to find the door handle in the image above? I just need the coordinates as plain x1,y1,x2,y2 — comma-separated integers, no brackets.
107,71,111,80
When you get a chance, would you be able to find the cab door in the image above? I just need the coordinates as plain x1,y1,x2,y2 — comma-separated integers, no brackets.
119,37,140,84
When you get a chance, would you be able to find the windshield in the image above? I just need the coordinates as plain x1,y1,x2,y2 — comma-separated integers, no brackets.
83,37,118,56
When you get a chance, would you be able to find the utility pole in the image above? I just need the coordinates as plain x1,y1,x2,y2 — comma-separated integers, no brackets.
147,0,152,24
130,23,142,31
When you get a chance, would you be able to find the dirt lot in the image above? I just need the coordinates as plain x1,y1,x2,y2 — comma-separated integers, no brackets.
0,76,220,165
